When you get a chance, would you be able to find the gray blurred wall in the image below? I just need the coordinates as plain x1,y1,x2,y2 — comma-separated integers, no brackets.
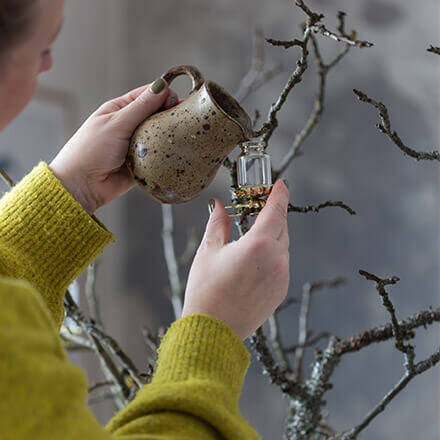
0,1,438,438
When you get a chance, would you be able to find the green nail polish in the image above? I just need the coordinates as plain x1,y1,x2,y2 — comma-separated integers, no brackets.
283,179,289,189
208,199,215,215
150,78,166,94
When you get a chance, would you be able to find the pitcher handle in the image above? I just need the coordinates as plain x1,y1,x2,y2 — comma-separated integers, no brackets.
162,65,205,95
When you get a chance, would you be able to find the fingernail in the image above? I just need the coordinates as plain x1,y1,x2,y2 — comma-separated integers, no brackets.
208,199,215,215
282,179,289,189
150,78,166,94
170,97,177,106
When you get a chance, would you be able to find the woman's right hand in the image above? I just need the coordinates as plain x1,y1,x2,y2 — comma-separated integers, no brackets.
182,179,291,340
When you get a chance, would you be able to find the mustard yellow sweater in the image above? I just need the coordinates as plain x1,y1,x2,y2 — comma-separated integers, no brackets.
0,162,260,440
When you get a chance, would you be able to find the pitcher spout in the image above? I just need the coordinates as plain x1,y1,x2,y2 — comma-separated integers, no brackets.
205,81,254,140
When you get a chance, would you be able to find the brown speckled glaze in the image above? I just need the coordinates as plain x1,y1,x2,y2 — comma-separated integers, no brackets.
126,65,253,204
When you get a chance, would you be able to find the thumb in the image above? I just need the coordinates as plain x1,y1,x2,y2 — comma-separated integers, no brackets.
119,78,169,128
202,199,231,248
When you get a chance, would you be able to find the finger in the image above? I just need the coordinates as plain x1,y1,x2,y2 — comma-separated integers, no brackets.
96,85,151,114
113,78,169,128
251,179,290,240
163,89,179,110
201,198,231,248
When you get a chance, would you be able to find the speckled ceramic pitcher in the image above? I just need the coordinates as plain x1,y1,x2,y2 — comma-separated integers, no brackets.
126,65,253,204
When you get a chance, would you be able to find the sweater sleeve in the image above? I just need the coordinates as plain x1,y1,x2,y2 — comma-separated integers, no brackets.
0,277,260,440
0,162,115,328
106,314,260,439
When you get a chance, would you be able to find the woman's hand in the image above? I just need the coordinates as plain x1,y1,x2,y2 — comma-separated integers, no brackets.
50,79,178,215
182,179,291,340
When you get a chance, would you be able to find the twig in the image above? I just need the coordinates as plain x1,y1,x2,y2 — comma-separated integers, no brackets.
235,27,283,103
358,270,411,356
258,3,371,146
141,325,161,354
294,278,346,381
250,327,309,400
294,0,324,25
336,11,346,36
268,314,292,373
285,331,331,353
337,272,440,438
340,350,440,440
336,306,440,355
277,296,299,312
256,27,312,143
161,205,184,319
288,201,356,215
274,22,351,177
0,168,14,188
60,327,95,351
311,24,373,48
90,335,130,408
266,38,304,49
427,45,440,55
287,338,341,439
353,89,440,161
64,291,145,389
85,263,103,328
88,380,115,394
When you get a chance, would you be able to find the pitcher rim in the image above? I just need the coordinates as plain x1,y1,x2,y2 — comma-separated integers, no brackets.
203,81,254,140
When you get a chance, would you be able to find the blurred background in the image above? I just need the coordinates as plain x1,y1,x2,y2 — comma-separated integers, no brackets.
0,0,438,438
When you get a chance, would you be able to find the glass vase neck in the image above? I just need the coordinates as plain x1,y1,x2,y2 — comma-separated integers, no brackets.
240,140,267,153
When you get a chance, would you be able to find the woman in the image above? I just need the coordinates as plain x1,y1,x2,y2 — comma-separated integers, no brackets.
0,0,291,439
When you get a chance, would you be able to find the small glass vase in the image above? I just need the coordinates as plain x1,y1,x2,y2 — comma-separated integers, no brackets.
237,141,272,188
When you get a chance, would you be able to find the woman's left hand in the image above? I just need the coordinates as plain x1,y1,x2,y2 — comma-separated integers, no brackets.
50,79,178,215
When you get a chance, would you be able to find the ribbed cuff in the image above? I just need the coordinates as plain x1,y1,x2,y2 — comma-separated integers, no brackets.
0,162,115,326
152,314,250,394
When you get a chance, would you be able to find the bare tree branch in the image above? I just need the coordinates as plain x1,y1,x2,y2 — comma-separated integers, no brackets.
294,277,346,382
255,27,312,143
141,325,162,355
257,2,371,146
335,306,440,355
274,12,353,178
288,201,356,216
311,24,373,48
268,314,292,373
358,270,412,357
85,263,103,328
235,27,283,103
340,350,440,440
336,271,440,439
90,335,130,409
88,380,115,394
277,296,299,312
294,0,324,24
250,327,309,400
161,205,184,319
285,331,331,353
0,168,14,188
60,327,95,351
353,89,440,161
287,338,341,439
427,45,440,55
64,291,146,389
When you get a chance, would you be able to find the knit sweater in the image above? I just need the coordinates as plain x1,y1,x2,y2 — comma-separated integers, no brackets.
0,162,260,440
